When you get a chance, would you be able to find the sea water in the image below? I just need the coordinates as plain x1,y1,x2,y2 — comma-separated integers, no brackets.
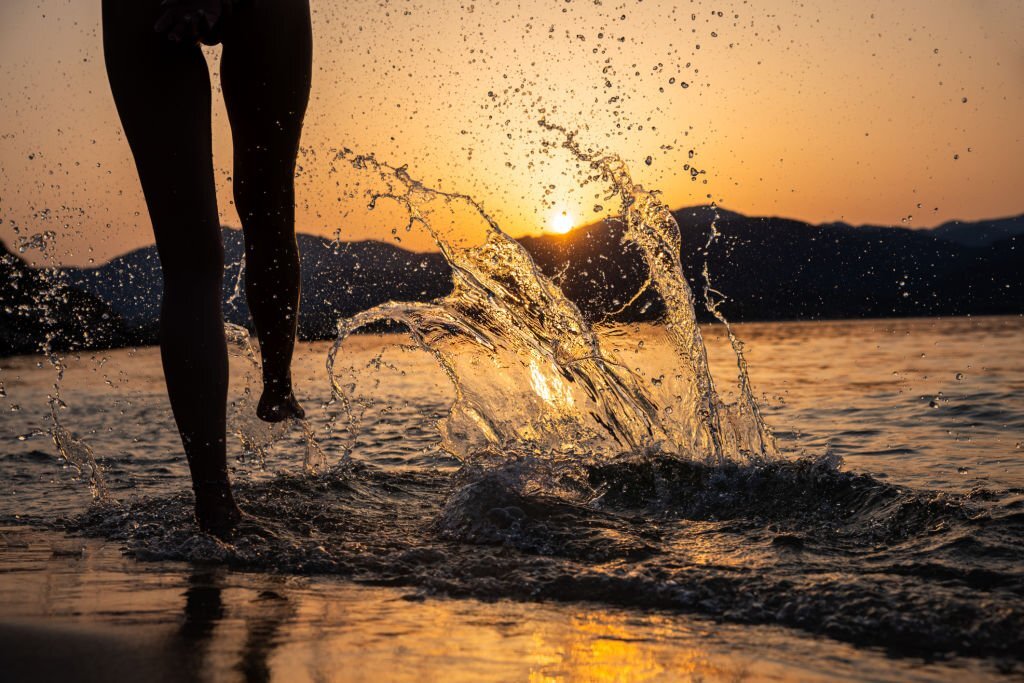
0,142,1022,669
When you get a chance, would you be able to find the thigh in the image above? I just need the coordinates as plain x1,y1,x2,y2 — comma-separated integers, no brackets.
102,0,222,273
220,0,312,174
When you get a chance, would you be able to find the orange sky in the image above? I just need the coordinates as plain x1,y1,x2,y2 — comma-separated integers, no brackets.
1,0,1022,265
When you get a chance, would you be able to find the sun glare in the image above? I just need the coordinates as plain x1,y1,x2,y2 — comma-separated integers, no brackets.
550,210,575,234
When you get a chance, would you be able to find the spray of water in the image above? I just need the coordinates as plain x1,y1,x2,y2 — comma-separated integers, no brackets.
541,121,776,460
23,130,773,496
13,230,109,499
47,354,108,499
226,322,326,474
700,214,775,458
328,130,776,465
327,152,668,461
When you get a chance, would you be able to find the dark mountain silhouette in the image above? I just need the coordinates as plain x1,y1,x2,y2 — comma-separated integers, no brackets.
524,207,1022,321
930,215,1024,248
1,207,1020,356
0,241,129,356
56,229,451,342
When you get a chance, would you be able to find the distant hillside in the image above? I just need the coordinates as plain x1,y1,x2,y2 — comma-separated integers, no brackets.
0,242,128,356
1,208,1021,356
523,207,1022,321
929,215,1024,248
60,229,451,343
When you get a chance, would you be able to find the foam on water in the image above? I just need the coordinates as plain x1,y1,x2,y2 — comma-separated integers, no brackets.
63,453,1024,660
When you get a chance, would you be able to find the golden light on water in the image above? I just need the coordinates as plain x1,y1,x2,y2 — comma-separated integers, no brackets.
0,534,770,681
529,356,575,409
549,210,575,235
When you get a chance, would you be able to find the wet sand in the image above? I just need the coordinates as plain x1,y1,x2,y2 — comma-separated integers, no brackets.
0,620,188,683
0,525,1007,682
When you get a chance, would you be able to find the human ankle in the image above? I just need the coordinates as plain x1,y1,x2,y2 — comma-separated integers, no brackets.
193,479,235,507
263,375,293,397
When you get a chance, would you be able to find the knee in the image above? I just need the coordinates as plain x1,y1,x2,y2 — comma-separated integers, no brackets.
159,237,225,287
243,235,298,276
233,179,293,224
232,155,296,221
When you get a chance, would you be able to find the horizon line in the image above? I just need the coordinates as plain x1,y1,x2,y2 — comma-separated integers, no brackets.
3,204,1023,266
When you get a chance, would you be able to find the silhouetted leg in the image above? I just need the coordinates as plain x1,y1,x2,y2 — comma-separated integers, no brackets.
221,0,312,423
102,0,240,536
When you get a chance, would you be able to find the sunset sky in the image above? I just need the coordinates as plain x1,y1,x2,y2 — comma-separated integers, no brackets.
1,0,1022,265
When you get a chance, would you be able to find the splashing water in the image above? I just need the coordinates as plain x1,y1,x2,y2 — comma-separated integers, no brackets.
24,128,774,499
543,122,776,461
700,213,775,459
328,130,774,466
226,322,286,469
47,353,107,500
15,229,109,499
226,323,327,474
10,146,1024,668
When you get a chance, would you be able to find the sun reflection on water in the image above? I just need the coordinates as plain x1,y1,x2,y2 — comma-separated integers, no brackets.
529,356,576,409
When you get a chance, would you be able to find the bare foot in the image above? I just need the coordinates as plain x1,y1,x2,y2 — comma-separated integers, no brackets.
256,386,305,423
196,507,278,543
231,512,280,541
194,483,243,540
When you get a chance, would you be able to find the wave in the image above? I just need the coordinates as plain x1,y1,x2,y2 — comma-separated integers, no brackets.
62,451,1024,660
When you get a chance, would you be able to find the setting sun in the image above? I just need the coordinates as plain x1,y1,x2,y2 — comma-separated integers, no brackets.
550,210,575,234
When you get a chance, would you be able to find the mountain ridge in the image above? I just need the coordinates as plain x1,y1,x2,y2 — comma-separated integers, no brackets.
1,207,1020,356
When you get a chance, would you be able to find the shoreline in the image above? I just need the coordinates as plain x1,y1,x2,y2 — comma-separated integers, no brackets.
0,525,1013,682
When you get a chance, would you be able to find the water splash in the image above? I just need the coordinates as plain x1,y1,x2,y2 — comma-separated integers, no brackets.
226,323,327,474
13,229,110,499
47,354,107,500
225,253,246,309
328,132,775,465
226,322,284,469
542,122,776,461
328,153,660,461
701,212,775,458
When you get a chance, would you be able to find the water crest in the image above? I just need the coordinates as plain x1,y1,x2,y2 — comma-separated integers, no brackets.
328,130,774,467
